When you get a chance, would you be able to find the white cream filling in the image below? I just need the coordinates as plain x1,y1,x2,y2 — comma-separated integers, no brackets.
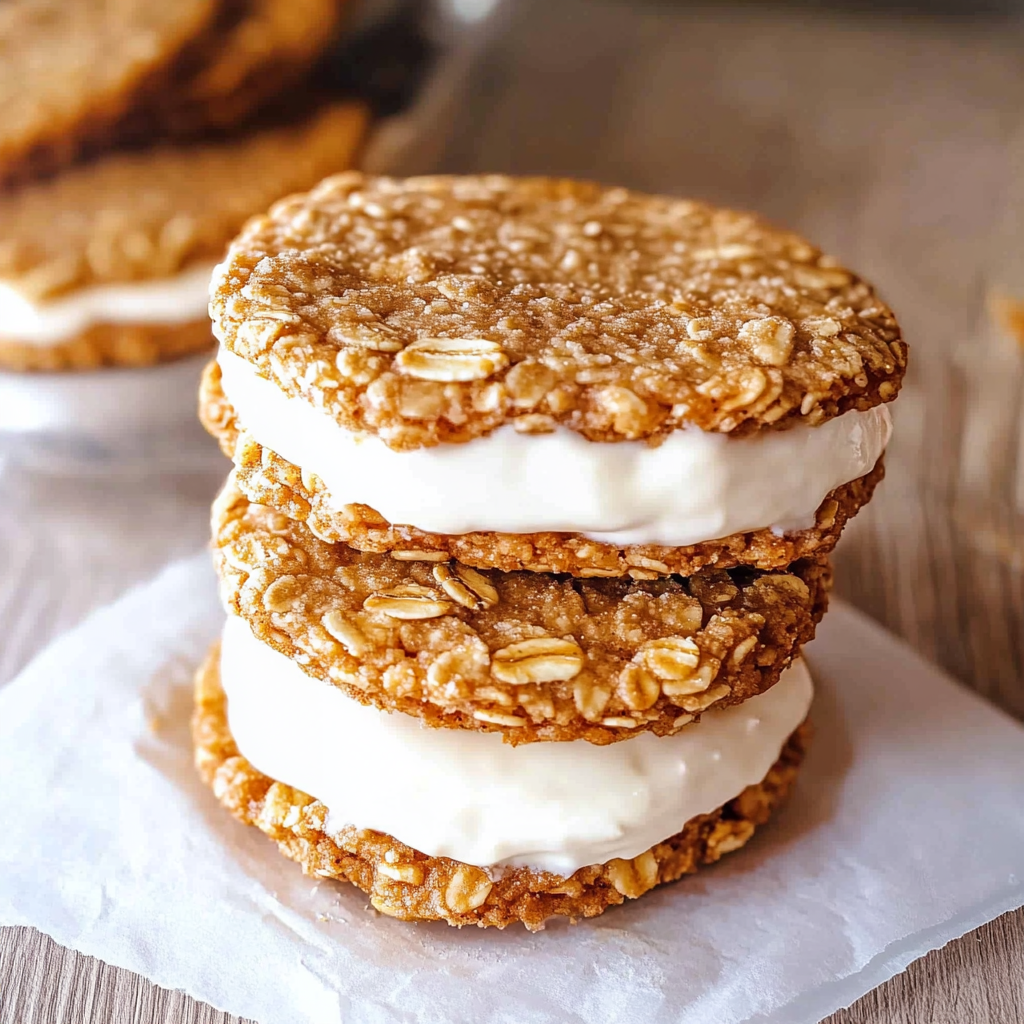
0,263,216,346
217,346,891,546
220,615,813,874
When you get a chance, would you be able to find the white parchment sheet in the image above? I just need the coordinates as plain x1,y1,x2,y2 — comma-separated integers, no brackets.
1,552,1023,1024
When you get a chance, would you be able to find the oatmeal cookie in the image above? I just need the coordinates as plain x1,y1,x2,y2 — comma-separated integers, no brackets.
0,101,368,303
210,173,906,451
201,358,884,575
0,0,220,186
145,0,345,138
0,101,367,372
193,642,808,930
0,321,214,373
212,477,830,744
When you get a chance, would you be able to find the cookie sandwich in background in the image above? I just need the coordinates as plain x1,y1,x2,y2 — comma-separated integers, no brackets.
0,104,367,373
0,0,346,188
195,173,906,928
0,0,360,375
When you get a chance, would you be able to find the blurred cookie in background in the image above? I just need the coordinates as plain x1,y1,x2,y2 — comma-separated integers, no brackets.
135,0,349,140
0,0,352,187
0,0,368,375
0,0,222,187
0,102,368,372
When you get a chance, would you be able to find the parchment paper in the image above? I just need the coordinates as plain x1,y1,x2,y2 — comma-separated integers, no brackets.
1,552,1023,1024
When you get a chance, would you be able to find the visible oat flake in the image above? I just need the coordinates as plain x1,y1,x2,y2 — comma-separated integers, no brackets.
395,337,509,382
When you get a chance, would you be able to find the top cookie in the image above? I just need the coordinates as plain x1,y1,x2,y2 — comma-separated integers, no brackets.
0,0,219,186
210,173,907,450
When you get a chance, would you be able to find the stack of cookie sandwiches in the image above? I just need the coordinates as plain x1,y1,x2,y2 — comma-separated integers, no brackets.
195,174,906,929
0,0,364,374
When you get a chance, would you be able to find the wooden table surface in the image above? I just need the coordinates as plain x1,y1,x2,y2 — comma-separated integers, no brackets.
3,1,1024,1020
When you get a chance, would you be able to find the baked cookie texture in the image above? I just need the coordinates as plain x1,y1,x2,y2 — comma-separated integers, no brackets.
1,321,215,374
209,173,907,451
200,358,885,576
0,102,368,372
0,0,220,187
212,478,830,745
0,102,369,303
193,642,809,930
142,0,346,138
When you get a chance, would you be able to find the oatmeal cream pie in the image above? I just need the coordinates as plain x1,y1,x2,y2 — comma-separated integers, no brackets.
193,617,812,929
205,173,904,577
0,0,221,187
0,102,367,372
213,477,829,745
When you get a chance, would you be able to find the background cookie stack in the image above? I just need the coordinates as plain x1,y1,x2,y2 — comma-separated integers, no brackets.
195,174,906,929
0,0,364,373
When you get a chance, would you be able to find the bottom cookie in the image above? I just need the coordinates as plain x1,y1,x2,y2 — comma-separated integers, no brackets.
0,319,212,372
193,642,809,930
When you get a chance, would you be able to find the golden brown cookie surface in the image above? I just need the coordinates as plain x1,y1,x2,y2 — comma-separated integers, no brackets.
210,173,907,451
0,0,220,186
193,642,808,930
200,358,884,576
0,319,213,373
0,102,367,372
0,101,368,302
150,0,345,136
212,477,830,744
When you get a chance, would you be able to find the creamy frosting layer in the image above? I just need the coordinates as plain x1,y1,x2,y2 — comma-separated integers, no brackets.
0,263,216,345
218,346,891,546
221,615,813,874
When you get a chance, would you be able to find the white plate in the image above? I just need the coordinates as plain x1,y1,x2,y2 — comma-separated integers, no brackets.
0,354,223,475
